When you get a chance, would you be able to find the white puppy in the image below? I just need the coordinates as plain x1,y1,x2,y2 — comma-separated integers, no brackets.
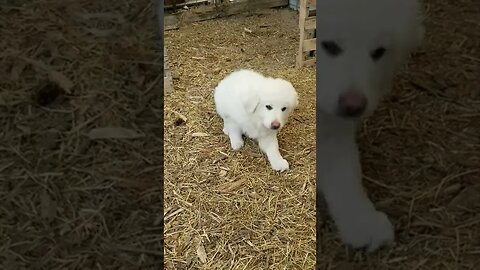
214,69,299,172
316,0,424,251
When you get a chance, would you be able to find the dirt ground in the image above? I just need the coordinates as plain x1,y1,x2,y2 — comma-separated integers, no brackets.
164,0,480,269
0,1,163,269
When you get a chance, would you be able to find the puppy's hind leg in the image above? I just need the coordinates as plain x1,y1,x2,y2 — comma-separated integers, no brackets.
223,119,244,150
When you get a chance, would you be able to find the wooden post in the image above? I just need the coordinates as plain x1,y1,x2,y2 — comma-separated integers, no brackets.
296,0,316,68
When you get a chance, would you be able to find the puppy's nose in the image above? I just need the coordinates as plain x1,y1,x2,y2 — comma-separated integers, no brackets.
338,91,368,117
271,121,281,130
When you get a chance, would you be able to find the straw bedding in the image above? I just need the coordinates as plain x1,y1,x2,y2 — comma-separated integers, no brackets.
1,1,163,269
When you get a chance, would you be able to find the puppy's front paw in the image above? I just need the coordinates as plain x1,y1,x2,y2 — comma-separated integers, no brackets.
230,138,244,150
270,158,289,172
337,210,394,252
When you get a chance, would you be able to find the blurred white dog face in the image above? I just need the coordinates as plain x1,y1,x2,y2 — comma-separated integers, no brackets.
316,0,424,118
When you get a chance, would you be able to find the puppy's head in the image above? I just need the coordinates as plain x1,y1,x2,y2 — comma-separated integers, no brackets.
251,78,298,131
316,0,424,119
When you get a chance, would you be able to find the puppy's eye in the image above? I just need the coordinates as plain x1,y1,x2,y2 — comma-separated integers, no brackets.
321,41,343,57
371,47,386,61
281,107,287,111
266,105,272,110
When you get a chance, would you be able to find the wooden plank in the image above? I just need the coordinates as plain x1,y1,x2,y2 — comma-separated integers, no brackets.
303,38,316,52
183,0,288,22
290,0,316,9
303,58,316,66
304,16,315,30
165,0,209,9
165,0,288,28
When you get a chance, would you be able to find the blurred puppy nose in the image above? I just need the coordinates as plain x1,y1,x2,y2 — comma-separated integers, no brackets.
271,120,281,130
338,91,368,117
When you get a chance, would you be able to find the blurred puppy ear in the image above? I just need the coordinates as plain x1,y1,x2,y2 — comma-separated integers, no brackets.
392,13,425,67
292,89,299,108
415,24,425,48
241,87,260,113
277,79,298,109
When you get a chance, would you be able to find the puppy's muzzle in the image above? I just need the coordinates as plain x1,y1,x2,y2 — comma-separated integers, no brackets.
270,120,281,130
337,91,368,118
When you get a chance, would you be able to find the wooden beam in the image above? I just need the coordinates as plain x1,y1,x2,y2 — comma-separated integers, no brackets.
304,16,315,30
303,58,315,67
164,0,210,10
165,0,288,29
303,38,316,52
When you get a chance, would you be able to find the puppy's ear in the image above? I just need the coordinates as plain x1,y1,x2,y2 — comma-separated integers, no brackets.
395,16,425,63
275,78,298,109
415,24,425,48
241,88,260,113
292,88,299,109
284,81,299,109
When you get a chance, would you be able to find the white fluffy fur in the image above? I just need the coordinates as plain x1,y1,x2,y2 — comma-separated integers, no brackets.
214,69,299,172
316,0,424,251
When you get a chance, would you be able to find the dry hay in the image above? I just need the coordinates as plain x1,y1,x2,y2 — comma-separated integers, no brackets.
0,1,163,269
164,8,316,269
165,0,480,269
